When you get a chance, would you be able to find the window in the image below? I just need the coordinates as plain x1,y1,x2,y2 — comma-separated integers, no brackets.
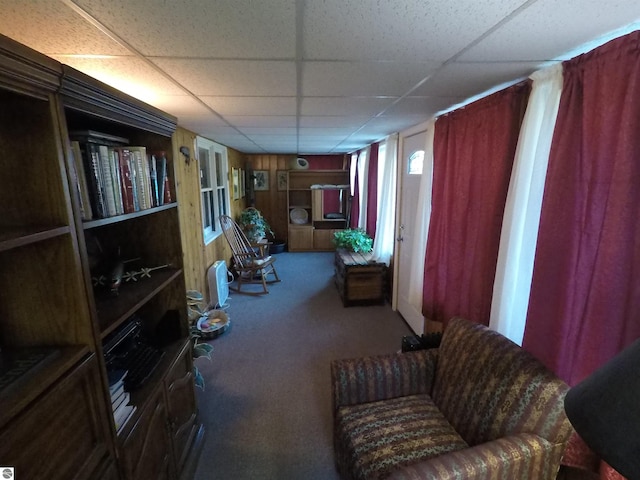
408,150,424,175
197,137,229,244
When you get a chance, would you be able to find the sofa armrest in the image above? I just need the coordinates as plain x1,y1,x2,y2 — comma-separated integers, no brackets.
331,349,437,412
387,433,566,480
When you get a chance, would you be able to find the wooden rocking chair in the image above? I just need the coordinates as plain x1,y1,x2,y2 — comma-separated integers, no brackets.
219,215,280,295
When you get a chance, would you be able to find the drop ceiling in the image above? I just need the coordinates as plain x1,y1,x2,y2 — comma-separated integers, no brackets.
0,0,638,154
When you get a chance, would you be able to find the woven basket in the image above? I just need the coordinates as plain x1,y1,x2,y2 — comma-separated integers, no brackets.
196,309,230,339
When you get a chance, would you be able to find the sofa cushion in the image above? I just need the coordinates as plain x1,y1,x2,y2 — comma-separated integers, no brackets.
335,394,468,480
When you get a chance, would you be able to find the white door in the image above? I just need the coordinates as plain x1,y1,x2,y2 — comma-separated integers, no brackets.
395,130,427,334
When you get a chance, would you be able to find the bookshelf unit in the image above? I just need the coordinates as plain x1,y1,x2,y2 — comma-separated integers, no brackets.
0,34,202,480
287,170,349,251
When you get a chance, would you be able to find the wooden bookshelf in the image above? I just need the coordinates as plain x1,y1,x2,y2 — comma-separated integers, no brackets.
0,33,202,480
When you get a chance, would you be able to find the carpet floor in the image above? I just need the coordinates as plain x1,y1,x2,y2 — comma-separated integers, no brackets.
192,251,412,480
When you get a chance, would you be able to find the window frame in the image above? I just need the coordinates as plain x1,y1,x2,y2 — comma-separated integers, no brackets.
196,136,230,245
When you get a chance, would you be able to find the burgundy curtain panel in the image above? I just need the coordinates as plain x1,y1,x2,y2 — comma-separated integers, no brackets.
422,83,530,326
522,31,640,385
522,32,640,480
365,143,379,237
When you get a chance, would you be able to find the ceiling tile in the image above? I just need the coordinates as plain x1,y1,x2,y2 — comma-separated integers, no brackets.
151,95,212,116
458,0,640,61
303,0,532,62
413,61,539,99
51,55,186,102
151,59,297,96
225,116,297,128
300,96,396,116
383,96,467,116
299,116,371,128
238,127,298,136
303,61,438,96
75,0,296,58
0,0,129,56
201,96,296,116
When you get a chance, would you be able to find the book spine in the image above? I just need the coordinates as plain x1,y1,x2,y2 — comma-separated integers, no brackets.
116,148,135,214
84,143,106,219
149,154,158,207
109,148,124,215
71,141,93,220
131,148,148,210
158,154,167,206
98,145,117,217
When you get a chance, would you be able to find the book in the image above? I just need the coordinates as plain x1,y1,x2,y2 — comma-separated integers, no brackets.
71,141,94,220
129,147,149,210
113,402,136,432
115,148,135,214
149,154,158,207
98,145,117,217
69,130,129,146
80,142,106,219
109,148,124,215
157,154,167,206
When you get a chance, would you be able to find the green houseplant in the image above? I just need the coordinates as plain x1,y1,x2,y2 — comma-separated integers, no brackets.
333,228,373,253
238,207,273,243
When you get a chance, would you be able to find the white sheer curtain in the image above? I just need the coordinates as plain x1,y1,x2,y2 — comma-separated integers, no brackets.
371,134,397,265
489,64,563,344
357,147,370,230
407,120,435,309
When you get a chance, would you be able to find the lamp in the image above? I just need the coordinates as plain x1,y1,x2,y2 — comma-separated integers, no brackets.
564,338,640,479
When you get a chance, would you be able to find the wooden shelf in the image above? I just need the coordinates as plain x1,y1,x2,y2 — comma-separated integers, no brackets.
83,203,177,230
96,268,183,337
0,345,89,429
0,225,70,252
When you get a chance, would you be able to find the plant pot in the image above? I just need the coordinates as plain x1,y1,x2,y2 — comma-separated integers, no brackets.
269,240,286,254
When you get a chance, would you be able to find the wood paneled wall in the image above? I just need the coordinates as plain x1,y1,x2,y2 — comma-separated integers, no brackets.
172,127,247,302
246,154,347,242
173,139,345,301
246,155,294,242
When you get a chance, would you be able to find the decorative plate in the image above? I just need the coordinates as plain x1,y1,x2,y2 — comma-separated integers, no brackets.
290,208,308,224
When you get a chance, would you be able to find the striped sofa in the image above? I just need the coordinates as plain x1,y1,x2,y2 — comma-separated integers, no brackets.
331,317,573,480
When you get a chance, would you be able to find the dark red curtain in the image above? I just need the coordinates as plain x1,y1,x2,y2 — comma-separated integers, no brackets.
522,32,640,479
365,143,379,237
422,82,530,326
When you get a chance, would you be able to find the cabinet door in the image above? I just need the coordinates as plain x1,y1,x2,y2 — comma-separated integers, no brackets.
288,226,314,251
314,229,340,250
120,389,174,480
165,343,198,473
0,356,114,480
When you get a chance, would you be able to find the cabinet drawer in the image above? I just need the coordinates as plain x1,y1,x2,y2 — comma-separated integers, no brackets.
0,355,114,480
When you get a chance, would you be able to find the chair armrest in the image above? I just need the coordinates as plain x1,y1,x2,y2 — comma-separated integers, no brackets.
388,433,566,480
331,349,437,412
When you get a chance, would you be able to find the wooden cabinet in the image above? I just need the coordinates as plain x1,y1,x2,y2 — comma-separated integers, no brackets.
287,170,349,251
0,34,202,480
120,388,174,480
0,354,114,480
165,341,201,475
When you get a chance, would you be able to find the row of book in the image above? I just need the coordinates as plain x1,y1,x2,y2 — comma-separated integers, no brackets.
68,130,172,221
109,369,136,433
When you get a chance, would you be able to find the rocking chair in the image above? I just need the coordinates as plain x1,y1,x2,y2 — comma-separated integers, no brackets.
219,215,280,295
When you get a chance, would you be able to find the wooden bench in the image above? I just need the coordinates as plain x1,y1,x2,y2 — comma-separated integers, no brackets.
334,248,386,307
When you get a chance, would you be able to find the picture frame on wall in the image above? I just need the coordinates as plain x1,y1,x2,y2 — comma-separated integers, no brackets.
277,170,288,191
240,169,246,197
254,170,269,191
232,167,240,200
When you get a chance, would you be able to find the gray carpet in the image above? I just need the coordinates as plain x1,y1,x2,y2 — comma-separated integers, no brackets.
193,251,412,480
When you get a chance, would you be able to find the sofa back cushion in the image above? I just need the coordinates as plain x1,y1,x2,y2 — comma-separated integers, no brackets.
431,318,572,446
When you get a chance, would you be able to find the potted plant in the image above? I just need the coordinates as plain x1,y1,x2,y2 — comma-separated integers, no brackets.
333,228,373,253
238,207,273,243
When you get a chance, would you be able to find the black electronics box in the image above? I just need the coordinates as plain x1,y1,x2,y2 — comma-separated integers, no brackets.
401,332,443,352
